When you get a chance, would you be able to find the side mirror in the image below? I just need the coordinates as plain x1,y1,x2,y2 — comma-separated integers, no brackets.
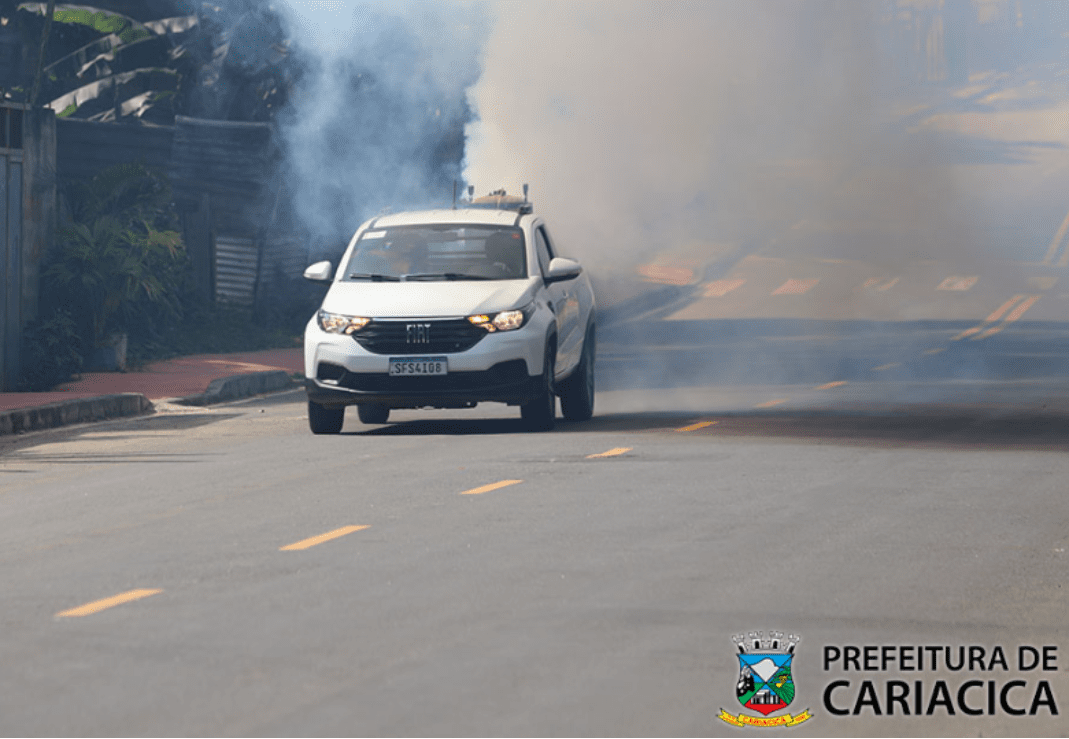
544,257,582,284
303,261,333,282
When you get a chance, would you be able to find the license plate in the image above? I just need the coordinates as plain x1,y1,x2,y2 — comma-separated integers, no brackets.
389,356,448,376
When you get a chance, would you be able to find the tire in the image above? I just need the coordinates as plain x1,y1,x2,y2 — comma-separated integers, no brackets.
560,324,595,422
521,340,556,431
308,400,344,434
357,403,390,424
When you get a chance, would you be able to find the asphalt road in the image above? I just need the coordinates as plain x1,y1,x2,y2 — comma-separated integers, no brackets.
4,60,1069,739
2,309,1069,736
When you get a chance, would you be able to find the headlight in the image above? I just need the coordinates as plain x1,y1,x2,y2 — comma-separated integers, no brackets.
317,310,370,334
468,303,534,332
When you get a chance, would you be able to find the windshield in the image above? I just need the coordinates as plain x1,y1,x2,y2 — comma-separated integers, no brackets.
343,225,527,281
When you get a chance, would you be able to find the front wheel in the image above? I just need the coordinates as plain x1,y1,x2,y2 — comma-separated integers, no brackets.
560,325,595,422
521,341,556,431
308,400,344,434
357,403,390,424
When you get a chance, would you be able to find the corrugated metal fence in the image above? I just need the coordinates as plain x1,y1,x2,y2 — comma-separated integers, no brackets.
214,233,311,307
214,235,259,306
56,118,174,183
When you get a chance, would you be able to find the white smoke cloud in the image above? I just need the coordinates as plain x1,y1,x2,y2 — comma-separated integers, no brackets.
274,1,486,244
463,1,909,272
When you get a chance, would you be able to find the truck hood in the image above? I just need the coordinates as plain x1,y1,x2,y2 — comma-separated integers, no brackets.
320,279,539,319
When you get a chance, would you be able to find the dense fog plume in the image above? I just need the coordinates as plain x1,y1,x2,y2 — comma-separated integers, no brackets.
274,1,484,245
464,1,978,273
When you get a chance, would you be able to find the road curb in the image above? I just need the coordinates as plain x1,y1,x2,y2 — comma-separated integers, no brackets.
177,370,296,406
0,370,298,436
0,393,153,436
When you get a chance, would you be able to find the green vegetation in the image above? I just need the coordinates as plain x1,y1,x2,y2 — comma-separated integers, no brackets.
28,163,312,383
52,214,183,345
772,667,795,705
131,303,305,367
9,3,185,120
30,163,189,380
17,309,83,391
49,163,187,354
52,9,127,35
6,1,464,387
49,8,150,44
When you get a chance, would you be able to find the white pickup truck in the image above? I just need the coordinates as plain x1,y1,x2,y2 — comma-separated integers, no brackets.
302,193,596,433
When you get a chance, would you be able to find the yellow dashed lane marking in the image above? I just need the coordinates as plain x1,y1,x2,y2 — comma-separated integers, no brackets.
586,447,632,459
1004,294,1041,320
861,277,899,292
816,381,848,390
1042,208,1069,265
280,525,369,551
703,278,746,297
937,275,979,291
460,479,523,496
676,421,718,432
772,278,820,295
755,399,787,408
637,264,696,285
974,295,1040,339
56,589,162,618
952,294,1024,340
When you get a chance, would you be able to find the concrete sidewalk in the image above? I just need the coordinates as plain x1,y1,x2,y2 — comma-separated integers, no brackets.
0,347,303,436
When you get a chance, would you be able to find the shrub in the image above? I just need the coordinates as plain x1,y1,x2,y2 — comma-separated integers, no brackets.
18,309,84,391
47,163,189,362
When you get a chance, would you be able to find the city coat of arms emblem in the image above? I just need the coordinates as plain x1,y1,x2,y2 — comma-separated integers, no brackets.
718,631,812,728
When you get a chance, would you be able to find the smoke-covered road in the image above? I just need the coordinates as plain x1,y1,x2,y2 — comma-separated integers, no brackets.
594,53,1069,421
597,245,1069,413
3,250,1069,735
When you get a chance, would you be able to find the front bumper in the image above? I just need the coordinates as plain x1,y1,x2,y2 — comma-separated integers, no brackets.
304,312,550,409
305,359,540,408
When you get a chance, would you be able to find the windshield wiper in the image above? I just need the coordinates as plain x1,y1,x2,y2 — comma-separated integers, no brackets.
403,273,492,281
347,272,401,282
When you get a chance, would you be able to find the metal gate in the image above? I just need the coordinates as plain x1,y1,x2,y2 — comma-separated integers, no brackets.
1,105,24,390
